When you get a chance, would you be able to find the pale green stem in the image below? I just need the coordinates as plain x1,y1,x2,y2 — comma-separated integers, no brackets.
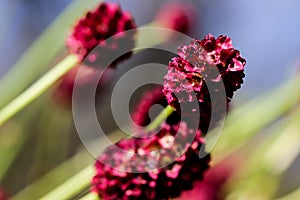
39,165,94,200
0,54,79,126
79,192,99,200
145,105,174,131
135,20,172,48
12,151,93,200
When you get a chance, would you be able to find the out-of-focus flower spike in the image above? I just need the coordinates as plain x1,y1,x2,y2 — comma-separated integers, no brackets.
54,2,137,106
155,2,196,35
66,2,137,68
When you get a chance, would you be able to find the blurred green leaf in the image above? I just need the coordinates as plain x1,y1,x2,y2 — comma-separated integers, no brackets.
0,95,47,182
225,108,300,200
12,150,93,200
211,74,300,161
0,122,24,180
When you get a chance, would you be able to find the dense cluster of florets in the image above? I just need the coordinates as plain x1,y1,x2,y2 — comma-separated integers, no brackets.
66,2,137,68
182,34,246,100
57,2,137,105
163,34,246,132
92,123,210,200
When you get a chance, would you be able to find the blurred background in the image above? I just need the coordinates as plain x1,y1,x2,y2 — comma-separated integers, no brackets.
1,0,300,199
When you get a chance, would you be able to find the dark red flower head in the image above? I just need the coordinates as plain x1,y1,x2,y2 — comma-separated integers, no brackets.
155,2,196,34
92,122,210,200
163,34,246,132
66,2,137,68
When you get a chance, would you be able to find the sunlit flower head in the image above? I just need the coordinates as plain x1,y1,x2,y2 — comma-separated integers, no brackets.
163,34,246,132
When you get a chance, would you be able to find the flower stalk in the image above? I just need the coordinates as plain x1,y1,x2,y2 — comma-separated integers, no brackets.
79,192,99,200
0,54,79,126
39,165,95,200
145,105,174,131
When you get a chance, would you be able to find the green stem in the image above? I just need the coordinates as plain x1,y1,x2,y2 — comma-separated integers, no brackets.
145,105,174,131
0,54,79,126
79,192,99,200
12,151,93,200
39,165,94,200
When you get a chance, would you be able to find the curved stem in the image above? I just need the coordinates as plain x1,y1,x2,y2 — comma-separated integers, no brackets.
145,105,174,132
0,54,79,126
79,192,99,200
39,165,94,200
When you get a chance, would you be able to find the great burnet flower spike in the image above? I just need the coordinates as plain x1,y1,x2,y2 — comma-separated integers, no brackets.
66,2,137,68
163,34,246,132
92,122,210,200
